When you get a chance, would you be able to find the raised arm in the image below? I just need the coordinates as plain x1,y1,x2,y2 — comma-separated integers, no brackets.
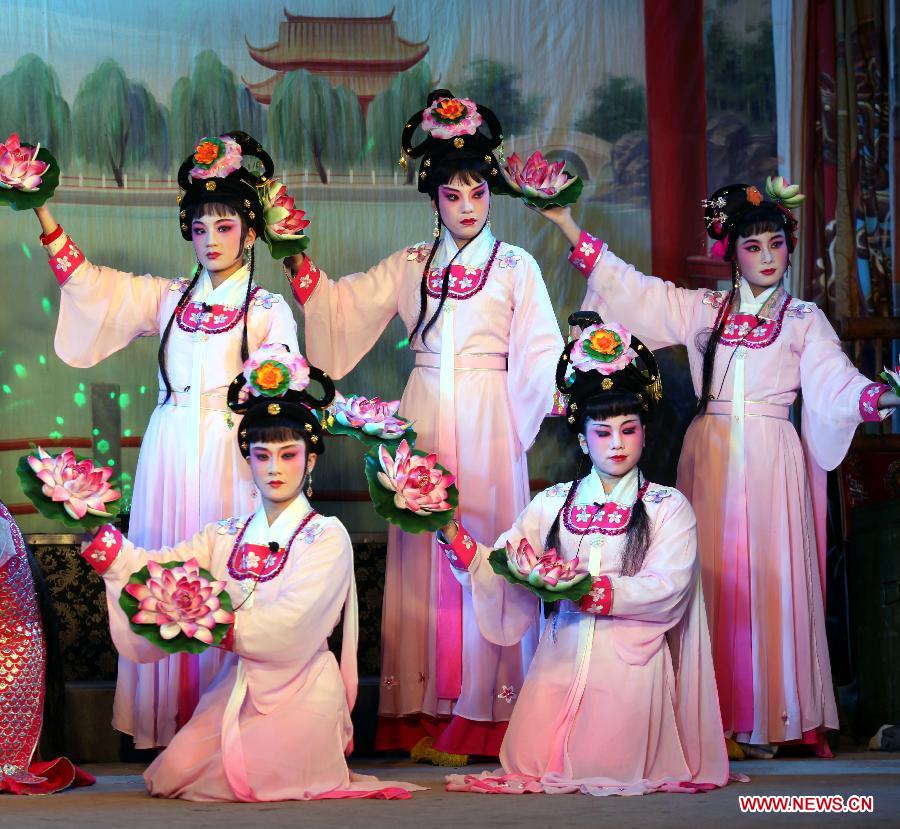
540,206,697,349
283,250,406,379
36,206,176,367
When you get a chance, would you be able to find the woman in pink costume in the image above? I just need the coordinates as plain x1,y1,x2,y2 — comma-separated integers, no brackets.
31,132,300,748
439,316,729,795
283,90,563,760
79,348,419,801
541,181,899,757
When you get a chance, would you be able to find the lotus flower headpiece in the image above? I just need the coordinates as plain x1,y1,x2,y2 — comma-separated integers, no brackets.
400,89,505,194
704,178,802,261
556,312,662,429
228,344,335,456
177,130,308,259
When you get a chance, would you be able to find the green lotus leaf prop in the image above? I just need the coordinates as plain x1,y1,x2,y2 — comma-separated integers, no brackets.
118,559,234,655
0,135,60,211
321,394,417,450
487,547,593,604
364,439,457,534
16,448,122,530
879,366,899,395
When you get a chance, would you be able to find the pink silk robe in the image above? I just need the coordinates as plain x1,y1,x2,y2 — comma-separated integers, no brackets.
442,469,729,795
81,507,419,802
571,232,891,745
288,229,563,747
46,230,299,747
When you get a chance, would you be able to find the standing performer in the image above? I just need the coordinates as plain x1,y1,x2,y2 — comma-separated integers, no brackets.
31,132,300,748
284,91,563,760
79,347,419,801
541,181,899,757
0,501,94,794
440,317,728,795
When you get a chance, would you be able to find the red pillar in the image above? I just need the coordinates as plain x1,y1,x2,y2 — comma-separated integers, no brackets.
643,0,708,282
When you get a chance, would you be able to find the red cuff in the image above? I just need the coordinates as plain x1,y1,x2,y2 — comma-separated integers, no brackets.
567,230,603,277
81,526,123,574
437,523,477,570
859,382,890,421
219,623,235,652
40,224,65,246
287,256,321,305
578,575,613,615
49,237,86,286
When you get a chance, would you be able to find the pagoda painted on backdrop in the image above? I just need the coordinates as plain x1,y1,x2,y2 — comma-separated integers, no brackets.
243,8,429,116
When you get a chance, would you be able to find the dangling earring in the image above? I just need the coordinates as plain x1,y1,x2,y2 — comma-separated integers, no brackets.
487,211,492,232
306,471,314,498
250,485,258,499
243,244,252,266
734,264,743,290
433,210,441,239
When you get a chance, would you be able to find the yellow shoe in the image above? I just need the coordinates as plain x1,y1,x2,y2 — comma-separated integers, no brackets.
409,735,469,767
726,737,746,760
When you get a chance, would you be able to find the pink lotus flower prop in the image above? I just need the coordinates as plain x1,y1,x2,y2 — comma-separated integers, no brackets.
505,538,588,592
189,135,243,179
376,440,455,515
124,558,233,644
332,393,411,440
500,150,583,209
0,133,49,191
238,344,311,403
0,134,60,211
421,97,482,140
24,447,120,521
365,439,458,533
261,178,310,258
570,322,638,375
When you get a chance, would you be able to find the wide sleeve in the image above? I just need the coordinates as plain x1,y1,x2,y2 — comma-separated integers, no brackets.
80,523,220,664
286,251,405,379
507,252,565,450
437,492,551,647
45,228,174,368
234,521,352,666
571,230,697,349
799,308,893,471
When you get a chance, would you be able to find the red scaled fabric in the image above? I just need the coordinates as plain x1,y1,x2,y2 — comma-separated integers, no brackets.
643,0,708,284
0,759,96,796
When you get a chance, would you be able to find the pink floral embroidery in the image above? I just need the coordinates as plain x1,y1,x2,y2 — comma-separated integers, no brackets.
785,302,814,319
859,382,889,422
701,290,727,310
567,230,602,277
406,243,431,263
382,676,398,689
497,684,517,703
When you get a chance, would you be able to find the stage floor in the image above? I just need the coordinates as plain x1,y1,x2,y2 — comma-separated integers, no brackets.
3,751,899,828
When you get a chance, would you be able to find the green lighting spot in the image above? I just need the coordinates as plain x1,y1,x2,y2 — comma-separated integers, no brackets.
139,385,146,394
73,391,87,407
107,459,116,467
96,439,110,453
119,393,130,409
78,382,85,392
395,337,410,349
92,428,100,436
13,364,26,378
41,297,51,314
48,430,62,439
55,416,64,425
39,355,47,365
123,429,132,437
1,385,10,394
22,242,32,260
109,390,116,400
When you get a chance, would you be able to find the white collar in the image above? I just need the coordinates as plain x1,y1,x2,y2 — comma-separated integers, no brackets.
433,226,496,270
194,265,251,307
576,465,640,506
738,280,779,314
243,492,313,547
